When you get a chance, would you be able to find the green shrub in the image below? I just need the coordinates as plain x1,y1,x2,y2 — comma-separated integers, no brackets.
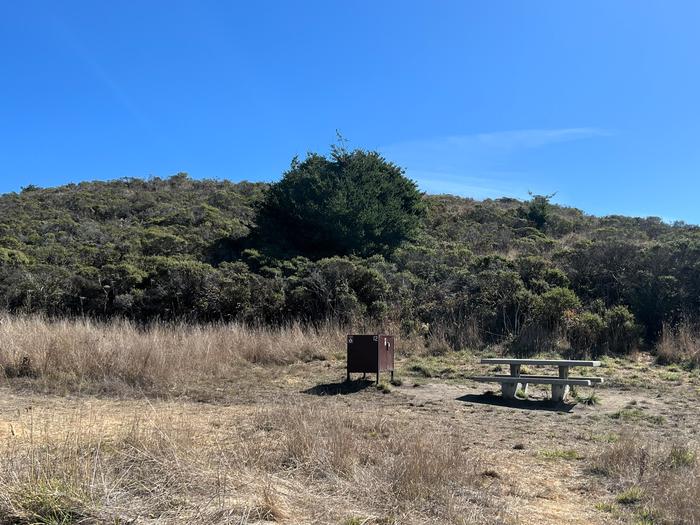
535,287,581,329
566,311,605,358
604,305,640,355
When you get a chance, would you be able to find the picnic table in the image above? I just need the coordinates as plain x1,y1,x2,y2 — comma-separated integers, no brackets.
471,358,603,403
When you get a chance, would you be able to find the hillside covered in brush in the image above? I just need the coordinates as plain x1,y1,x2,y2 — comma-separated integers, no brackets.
2,151,700,358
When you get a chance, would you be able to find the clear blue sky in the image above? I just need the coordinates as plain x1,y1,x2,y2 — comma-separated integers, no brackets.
2,1,699,222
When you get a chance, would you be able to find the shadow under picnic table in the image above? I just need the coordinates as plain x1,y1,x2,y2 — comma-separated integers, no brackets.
456,392,577,413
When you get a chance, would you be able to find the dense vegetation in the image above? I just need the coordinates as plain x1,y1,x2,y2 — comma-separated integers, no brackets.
2,148,700,357
255,145,425,258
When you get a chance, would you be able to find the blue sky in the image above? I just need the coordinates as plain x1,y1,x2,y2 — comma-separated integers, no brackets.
1,2,699,222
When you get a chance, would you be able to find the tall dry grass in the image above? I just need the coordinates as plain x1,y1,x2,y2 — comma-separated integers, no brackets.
592,434,700,524
0,315,346,395
655,321,700,368
0,401,504,524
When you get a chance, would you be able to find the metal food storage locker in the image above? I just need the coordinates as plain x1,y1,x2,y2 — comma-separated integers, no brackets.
346,334,395,383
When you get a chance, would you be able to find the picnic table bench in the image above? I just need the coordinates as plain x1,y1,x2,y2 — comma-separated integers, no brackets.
471,358,603,403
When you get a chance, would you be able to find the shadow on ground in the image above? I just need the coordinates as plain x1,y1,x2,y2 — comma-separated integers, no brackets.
303,379,375,396
457,392,576,413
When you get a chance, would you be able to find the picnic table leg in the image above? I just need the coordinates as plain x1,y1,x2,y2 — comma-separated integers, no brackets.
502,364,524,400
551,366,570,403
512,364,529,398
519,380,528,398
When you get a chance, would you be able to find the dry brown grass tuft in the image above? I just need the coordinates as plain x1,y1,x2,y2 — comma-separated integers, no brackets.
592,433,700,523
245,403,499,523
656,321,700,368
0,409,212,523
0,401,504,524
0,315,347,395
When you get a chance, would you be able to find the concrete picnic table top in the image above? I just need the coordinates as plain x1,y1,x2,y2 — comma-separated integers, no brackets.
480,358,601,367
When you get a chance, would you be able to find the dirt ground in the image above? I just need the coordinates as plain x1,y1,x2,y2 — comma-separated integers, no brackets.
1,353,698,524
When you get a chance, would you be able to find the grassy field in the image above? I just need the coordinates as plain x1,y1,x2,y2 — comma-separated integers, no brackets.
0,317,699,524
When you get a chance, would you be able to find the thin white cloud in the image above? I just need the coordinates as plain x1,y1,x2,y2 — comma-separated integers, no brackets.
380,127,612,198
409,169,527,200
383,127,610,159
468,127,611,151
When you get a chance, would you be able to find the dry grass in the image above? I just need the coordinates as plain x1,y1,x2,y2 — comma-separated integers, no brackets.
0,401,504,524
591,433,700,524
0,315,350,395
0,316,439,398
8,315,700,523
655,321,700,368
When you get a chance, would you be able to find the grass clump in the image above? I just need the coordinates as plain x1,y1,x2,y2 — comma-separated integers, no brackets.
660,371,681,382
573,389,601,406
340,517,366,525
0,479,94,525
515,387,528,400
616,486,644,505
667,445,696,469
405,355,461,380
252,485,287,522
594,501,618,513
585,432,619,444
539,449,582,460
635,507,661,524
608,408,664,425
408,362,437,378
592,435,700,523
377,381,392,394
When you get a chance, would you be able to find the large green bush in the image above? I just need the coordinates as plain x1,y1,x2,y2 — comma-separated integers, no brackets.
255,147,425,257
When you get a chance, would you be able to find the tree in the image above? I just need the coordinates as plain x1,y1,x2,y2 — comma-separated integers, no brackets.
522,192,555,230
255,146,425,258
